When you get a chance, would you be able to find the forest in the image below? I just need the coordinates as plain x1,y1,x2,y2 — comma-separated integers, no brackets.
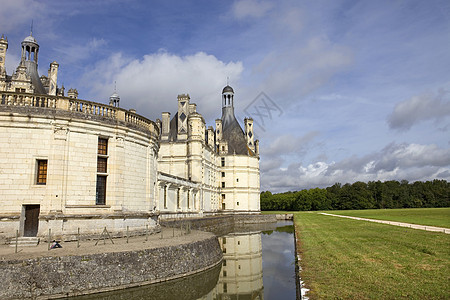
260,180,450,211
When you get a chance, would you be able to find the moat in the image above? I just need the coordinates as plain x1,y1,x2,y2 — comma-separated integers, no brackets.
71,221,297,300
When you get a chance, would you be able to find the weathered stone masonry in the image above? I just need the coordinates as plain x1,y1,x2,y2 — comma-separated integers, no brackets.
0,234,222,299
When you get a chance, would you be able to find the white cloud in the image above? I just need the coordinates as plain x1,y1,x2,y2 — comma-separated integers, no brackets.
232,0,273,19
4,53,20,76
388,89,450,130
0,0,45,32
80,51,243,121
373,143,450,171
252,36,353,100
262,131,319,157
261,142,450,192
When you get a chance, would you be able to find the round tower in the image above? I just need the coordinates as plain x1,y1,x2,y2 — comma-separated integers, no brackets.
222,85,234,108
20,32,46,94
21,33,39,64
109,91,120,107
221,85,237,129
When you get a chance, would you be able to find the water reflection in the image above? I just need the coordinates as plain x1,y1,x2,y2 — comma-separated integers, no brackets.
71,222,296,300
260,221,297,300
205,231,264,299
202,221,296,300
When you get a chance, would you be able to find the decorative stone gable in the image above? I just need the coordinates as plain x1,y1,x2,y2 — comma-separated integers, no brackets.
177,94,190,140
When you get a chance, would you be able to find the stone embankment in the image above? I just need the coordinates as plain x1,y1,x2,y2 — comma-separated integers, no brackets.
275,213,294,220
160,213,278,235
0,230,222,299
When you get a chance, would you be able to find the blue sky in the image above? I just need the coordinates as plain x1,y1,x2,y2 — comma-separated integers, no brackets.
1,0,449,192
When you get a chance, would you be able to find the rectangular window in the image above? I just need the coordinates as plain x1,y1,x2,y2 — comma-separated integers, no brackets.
237,202,239,206
98,138,108,155
221,172,225,177
96,175,106,205
164,186,167,209
97,157,107,173
221,157,225,167
222,182,225,188
223,259,227,266
36,160,48,185
193,194,196,209
177,188,180,208
223,283,227,293
187,192,190,209
96,137,108,205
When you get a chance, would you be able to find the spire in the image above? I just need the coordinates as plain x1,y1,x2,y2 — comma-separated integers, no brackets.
30,20,34,36
109,81,120,107
219,85,251,156
221,84,236,127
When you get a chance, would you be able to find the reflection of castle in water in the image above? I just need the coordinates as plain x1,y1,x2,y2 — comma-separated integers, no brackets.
201,232,264,300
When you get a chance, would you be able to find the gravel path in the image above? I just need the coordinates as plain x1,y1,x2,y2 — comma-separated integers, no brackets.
320,213,450,234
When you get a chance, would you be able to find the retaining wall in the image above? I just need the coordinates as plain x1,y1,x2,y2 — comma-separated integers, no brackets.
0,234,222,299
161,214,277,235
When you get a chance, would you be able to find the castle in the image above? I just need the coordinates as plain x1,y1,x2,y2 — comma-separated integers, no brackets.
0,32,260,239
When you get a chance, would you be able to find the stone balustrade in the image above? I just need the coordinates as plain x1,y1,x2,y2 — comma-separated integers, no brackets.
0,91,56,108
0,91,159,135
68,98,117,118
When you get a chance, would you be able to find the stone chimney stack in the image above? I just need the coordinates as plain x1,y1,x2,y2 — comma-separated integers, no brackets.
161,112,170,141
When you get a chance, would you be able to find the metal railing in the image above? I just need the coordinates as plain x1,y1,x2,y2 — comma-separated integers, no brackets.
9,221,193,254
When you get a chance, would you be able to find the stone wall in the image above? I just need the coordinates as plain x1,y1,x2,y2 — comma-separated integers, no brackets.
276,213,294,220
71,262,222,300
161,214,277,236
220,155,260,212
0,234,222,299
0,104,159,239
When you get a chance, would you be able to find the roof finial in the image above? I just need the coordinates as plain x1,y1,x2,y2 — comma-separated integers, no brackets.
30,20,33,36
114,81,117,92
227,76,229,86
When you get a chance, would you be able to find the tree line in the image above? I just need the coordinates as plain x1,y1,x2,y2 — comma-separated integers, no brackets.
260,180,450,211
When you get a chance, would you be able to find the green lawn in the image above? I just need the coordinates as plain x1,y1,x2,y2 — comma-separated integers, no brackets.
294,211,450,299
329,207,450,228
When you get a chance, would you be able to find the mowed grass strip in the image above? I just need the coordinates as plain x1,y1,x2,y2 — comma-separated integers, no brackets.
330,207,450,228
295,212,450,299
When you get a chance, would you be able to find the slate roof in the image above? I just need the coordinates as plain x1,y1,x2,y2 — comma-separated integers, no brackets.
221,107,255,156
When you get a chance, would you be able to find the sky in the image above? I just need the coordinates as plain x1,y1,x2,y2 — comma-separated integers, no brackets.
1,0,449,193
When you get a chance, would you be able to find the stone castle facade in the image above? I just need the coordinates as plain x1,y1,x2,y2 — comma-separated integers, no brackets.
0,33,260,240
